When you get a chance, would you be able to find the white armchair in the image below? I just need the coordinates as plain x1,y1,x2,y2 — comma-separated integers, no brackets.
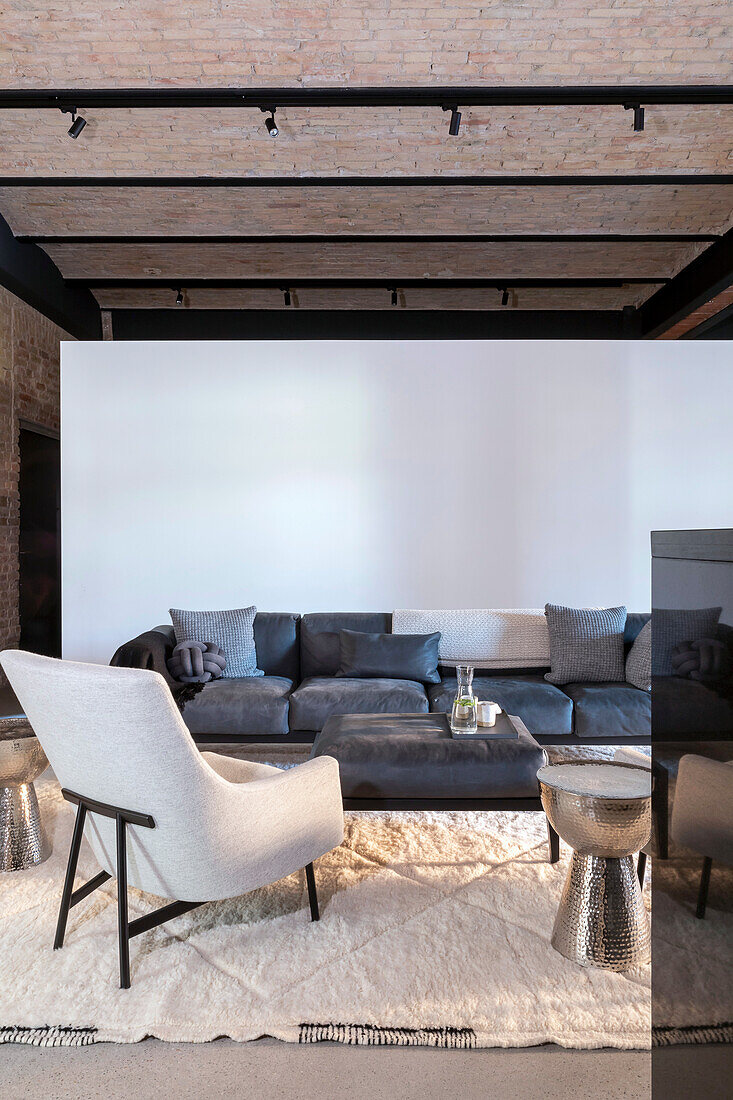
671,753,733,919
0,650,344,988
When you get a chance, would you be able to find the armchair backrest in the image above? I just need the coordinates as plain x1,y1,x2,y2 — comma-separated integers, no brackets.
0,650,225,898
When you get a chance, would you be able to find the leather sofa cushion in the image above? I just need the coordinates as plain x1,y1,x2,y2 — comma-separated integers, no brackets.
300,613,392,678
337,629,441,683
652,675,733,738
253,613,300,680
428,674,573,738
311,712,546,799
560,681,651,739
181,676,294,737
289,675,427,732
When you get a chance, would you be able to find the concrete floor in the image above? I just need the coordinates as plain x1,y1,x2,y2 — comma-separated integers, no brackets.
0,1038,650,1100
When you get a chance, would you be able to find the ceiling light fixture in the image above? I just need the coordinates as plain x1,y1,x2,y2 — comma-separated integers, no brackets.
390,287,398,306
261,107,279,137
282,287,291,306
175,288,183,306
624,103,645,132
61,107,87,139
501,287,509,307
442,105,462,136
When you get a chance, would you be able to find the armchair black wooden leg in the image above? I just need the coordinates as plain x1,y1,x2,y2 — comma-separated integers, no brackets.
116,814,131,988
547,820,560,864
652,762,669,860
696,856,712,920
637,851,647,889
54,803,87,950
305,862,320,922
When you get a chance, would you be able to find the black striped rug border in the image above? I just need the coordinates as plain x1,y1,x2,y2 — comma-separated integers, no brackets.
0,1026,97,1047
653,1022,733,1047
299,1023,476,1047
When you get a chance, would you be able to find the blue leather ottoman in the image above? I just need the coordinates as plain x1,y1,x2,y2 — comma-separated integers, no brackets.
310,711,557,860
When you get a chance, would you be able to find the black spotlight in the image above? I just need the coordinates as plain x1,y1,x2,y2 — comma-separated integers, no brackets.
390,287,398,307
62,108,87,139
261,108,278,137
442,106,461,137
282,287,292,307
501,287,509,307
624,103,645,132
175,288,184,306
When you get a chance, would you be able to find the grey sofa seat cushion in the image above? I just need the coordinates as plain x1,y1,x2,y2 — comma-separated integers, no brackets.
181,676,294,737
311,712,546,800
289,676,428,732
427,674,573,738
652,675,733,738
300,613,392,679
560,682,651,739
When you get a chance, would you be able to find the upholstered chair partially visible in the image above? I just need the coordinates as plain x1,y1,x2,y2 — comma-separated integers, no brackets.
0,650,344,988
671,754,733,919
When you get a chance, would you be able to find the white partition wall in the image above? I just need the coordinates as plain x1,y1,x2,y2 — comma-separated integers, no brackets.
61,340,733,663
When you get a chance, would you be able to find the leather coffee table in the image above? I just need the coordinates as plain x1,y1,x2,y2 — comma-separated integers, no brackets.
311,712,559,861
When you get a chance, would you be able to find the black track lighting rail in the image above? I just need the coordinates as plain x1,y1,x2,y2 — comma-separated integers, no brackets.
1,85,732,109
0,174,729,188
79,277,665,289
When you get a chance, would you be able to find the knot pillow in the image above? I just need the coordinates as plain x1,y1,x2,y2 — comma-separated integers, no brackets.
671,638,730,682
167,640,226,683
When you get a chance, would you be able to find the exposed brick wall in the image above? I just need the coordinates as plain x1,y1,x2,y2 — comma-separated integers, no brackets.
2,184,731,238
1,1,731,85
0,286,69,683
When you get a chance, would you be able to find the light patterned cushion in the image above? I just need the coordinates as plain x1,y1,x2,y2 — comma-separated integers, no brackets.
392,609,550,668
544,604,627,685
626,620,651,691
170,606,263,679
651,606,722,676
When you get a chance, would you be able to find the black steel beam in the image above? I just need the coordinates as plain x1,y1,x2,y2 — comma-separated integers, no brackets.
0,174,729,188
0,213,101,338
27,233,719,244
1,85,731,109
82,277,663,289
682,301,733,339
637,227,733,337
110,308,626,340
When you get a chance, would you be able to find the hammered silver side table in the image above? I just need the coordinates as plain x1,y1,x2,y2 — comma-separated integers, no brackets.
0,717,50,871
538,761,651,972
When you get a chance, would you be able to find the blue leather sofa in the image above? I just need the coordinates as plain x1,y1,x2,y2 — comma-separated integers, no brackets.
111,610,651,745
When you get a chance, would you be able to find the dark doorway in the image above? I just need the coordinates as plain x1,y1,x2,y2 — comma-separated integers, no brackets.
19,424,61,657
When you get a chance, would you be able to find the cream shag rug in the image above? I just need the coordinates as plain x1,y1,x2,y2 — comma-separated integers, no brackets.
0,772,658,1050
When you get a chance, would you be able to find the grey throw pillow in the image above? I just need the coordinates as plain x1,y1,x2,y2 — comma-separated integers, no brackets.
544,604,627,685
626,620,651,691
169,606,263,679
651,607,722,676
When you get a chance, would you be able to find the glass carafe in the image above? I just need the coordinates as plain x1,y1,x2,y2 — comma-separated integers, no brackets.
451,664,478,735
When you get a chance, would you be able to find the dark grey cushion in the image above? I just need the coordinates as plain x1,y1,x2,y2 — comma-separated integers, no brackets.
625,612,650,650
289,675,427,732
300,613,392,678
652,675,733,738
428,674,573,738
181,676,294,737
544,604,627,685
253,613,300,680
652,606,722,676
337,629,441,684
560,681,651,739
310,712,546,800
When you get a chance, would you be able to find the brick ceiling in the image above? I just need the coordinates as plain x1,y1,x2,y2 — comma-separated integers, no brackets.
0,0,731,318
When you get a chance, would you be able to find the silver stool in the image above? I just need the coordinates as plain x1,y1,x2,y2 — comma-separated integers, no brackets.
0,717,50,871
538,762,651,972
